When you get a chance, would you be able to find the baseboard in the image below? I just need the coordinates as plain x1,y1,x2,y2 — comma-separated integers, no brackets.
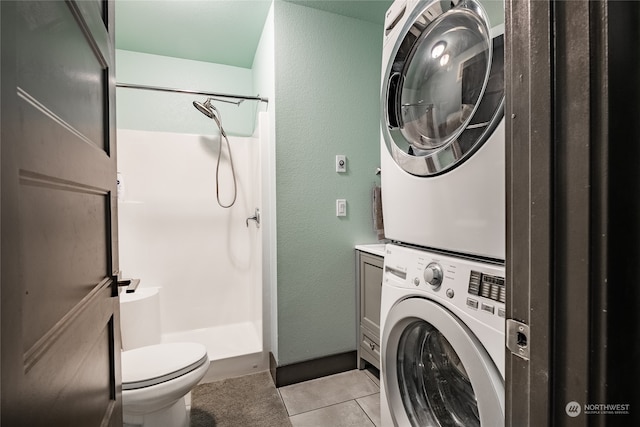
269,351,277,385
274,350,357,388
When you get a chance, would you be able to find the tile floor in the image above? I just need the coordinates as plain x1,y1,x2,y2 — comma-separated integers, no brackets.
277,368,381,427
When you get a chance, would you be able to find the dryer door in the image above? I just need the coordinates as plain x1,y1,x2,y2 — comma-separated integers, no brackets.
382,297,504,426
382,0,504,176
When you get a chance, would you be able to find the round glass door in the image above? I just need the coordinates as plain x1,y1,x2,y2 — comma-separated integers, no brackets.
382,0,504,176
382,298,504,427
397,321,479,426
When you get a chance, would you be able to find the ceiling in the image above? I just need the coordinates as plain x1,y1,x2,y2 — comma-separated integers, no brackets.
115,0,392,69
286,1,392,25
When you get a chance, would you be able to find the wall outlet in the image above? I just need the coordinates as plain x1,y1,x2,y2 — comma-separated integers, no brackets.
336,199,347,217
336,155,347,173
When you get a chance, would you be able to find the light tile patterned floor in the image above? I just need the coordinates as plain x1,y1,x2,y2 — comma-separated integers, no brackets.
278,369,380,427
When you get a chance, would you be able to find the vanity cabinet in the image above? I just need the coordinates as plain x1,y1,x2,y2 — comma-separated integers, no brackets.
357,249,384,370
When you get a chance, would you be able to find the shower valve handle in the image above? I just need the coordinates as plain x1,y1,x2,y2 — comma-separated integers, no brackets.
246,208,261,228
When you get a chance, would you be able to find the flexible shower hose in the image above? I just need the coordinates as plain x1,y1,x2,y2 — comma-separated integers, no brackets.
212,113,237,208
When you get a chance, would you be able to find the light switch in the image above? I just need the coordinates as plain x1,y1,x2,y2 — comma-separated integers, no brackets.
336,155,347,173
336,199,347,217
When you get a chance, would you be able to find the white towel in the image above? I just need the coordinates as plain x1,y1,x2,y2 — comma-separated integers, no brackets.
373,185,385,241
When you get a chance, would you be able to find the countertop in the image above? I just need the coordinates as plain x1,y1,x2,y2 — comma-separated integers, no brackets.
355,244,386,258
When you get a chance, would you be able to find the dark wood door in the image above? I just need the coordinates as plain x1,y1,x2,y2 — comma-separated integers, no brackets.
506,0,640,425
1,1,121,425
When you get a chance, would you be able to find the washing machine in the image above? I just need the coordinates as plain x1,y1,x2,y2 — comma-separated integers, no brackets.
380,0,506,260
380,243,505,426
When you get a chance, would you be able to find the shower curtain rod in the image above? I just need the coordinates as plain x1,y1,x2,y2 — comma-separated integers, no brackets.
116,82,269,104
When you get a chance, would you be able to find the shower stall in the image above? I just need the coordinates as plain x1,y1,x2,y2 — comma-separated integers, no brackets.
116,84,270,381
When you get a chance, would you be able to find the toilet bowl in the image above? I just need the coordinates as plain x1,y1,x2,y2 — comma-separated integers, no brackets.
120,288,210,427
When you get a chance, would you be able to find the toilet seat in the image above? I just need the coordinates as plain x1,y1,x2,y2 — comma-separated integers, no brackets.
122,342,208,390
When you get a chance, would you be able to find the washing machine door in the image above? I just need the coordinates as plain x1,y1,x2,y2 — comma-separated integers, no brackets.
382,0,504,176
382,297,504,426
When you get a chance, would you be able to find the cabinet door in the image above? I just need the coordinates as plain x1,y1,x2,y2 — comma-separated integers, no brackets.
360,253,384,340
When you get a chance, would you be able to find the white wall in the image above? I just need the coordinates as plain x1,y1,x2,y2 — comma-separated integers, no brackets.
117,129,262,335
251,2,277,361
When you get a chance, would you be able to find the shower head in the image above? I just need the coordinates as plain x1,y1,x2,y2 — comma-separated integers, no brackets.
193,99,215,119
193,98,227,138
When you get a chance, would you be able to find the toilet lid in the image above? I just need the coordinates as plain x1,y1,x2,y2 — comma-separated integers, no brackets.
122,342,208,390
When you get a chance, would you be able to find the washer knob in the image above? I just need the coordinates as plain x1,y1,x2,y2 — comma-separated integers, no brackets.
424,262,443,289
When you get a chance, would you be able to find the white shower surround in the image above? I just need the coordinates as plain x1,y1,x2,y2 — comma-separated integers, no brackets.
117,122,264,378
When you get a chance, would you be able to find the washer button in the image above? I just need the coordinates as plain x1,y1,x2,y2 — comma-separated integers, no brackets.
481,303,495,314
466,298,479,309
498,307,506,318
413,277,420,286
446,288,454,299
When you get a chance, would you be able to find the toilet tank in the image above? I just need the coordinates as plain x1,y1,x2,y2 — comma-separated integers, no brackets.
119,287,162,351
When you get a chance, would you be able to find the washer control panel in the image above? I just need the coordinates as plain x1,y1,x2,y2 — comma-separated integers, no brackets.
465,271,506,317
468,271,506,303
383,243,506,329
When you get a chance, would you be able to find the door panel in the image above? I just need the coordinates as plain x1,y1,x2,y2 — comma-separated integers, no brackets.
20,181,109,353
1,1,120,425
21,285,116,425
17,0,109,151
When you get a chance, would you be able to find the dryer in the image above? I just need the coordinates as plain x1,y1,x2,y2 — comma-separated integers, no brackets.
380,243,505,426
380,0,505,260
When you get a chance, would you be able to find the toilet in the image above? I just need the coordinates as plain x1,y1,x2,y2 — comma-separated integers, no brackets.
120,287,210,427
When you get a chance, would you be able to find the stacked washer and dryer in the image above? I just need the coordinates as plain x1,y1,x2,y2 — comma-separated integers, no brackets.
378,0,506,426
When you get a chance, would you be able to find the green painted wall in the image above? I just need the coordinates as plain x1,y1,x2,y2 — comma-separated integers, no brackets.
274,1,382,365
482,0,505,27
116,50,259,136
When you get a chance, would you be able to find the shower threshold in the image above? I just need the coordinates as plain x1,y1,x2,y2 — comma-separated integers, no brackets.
162,322,266,383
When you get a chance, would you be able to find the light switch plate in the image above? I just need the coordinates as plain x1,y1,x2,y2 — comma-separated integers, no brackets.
336,199,347,217
336,155,347,173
